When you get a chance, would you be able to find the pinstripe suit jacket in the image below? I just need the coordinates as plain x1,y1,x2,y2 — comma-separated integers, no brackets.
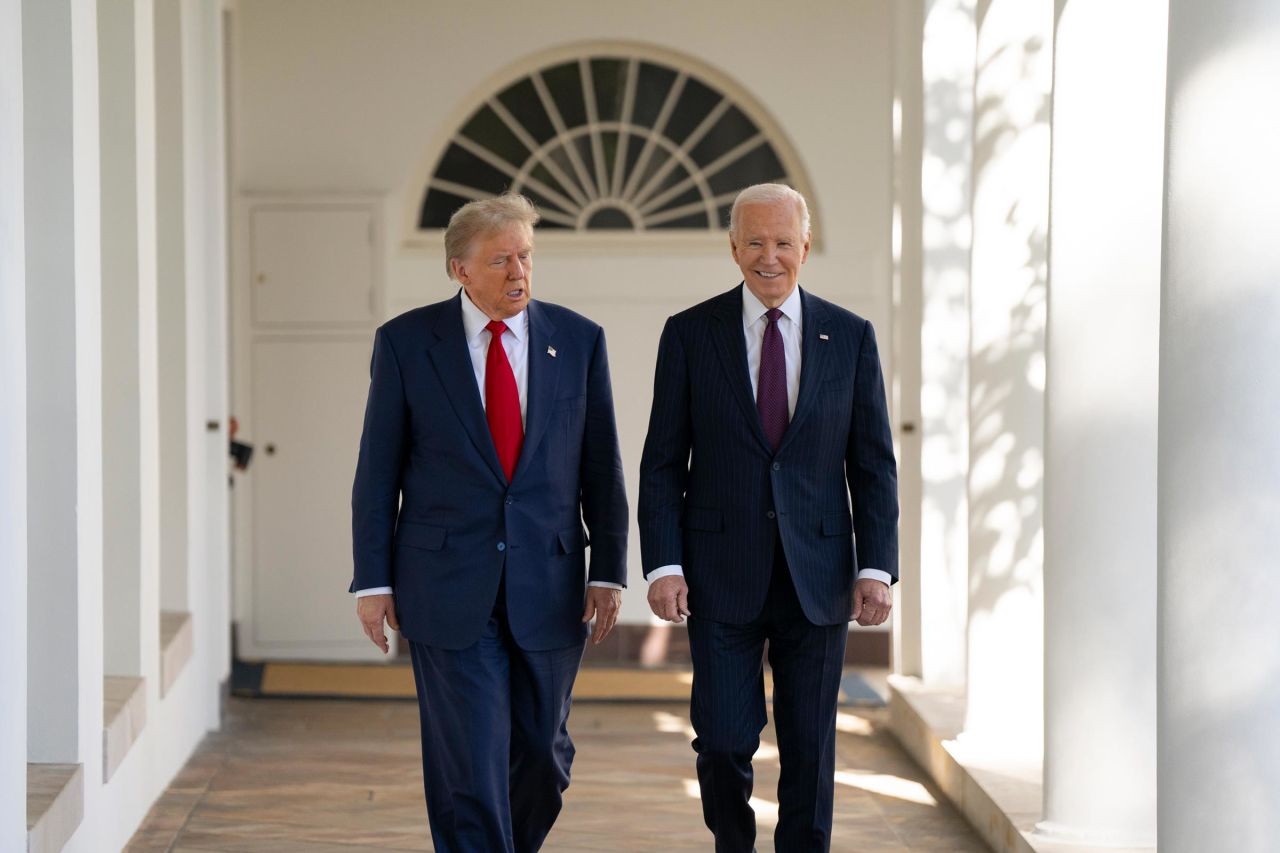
638,284,898,626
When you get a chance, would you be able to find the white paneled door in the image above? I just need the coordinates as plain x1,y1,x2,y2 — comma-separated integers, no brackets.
237,199,385,660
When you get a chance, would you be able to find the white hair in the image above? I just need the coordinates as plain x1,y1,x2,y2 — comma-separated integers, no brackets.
729,183,811,237
444,193,540,279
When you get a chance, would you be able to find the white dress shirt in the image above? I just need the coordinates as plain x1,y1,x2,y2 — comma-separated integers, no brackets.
647,284,893,590
357,291,619,597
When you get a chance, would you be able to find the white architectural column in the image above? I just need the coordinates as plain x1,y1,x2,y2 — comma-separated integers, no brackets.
70,0,106,798
1038,0,1164,845
155,0,190,613
1159,2,1280,850
1,0,29,845
24,0,86,765
132,0,163,703
99,0,145,678
891,0,925,677
892,0,976,686
183,0,232,701
915,0,975,686
962,0,1050,749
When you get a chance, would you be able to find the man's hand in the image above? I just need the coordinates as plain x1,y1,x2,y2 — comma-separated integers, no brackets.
357,594,399,654
648,575,691,624
851,579,892,627
582,587,622,645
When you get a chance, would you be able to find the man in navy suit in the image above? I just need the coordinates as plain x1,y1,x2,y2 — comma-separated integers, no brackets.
351,194,628,853
640,184,898,852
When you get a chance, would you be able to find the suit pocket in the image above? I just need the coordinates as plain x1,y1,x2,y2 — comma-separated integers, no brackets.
680,506,723,532
821,513,852,537
395,521,446,551
557,526,588,554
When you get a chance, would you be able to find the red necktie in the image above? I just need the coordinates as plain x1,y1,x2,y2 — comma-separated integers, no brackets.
485,320,523,481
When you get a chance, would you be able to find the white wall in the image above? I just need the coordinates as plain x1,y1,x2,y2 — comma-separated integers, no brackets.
232,0,897,625
156,0,191,613
99,0,145,678
1,0,29,844
25,0,90,767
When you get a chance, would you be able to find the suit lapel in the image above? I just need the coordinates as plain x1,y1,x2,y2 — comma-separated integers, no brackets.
512,301,559,482
710,285,772,453
424,293,506,484
776,288,827,454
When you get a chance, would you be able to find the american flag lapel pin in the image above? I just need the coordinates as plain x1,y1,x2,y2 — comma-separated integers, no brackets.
819,333,830,341
547,346,557,358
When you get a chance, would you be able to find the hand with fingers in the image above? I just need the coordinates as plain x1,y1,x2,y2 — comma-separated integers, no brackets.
581,587,623,645
647,575,691,624
356,593,399,654
851,578,892,627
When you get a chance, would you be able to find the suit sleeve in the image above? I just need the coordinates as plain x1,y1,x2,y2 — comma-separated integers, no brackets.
846,320,899,581
638,317,692,577
350,326,409,592
579,326,629,586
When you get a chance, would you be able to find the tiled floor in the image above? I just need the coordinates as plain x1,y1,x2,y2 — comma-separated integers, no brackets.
127,694,989,851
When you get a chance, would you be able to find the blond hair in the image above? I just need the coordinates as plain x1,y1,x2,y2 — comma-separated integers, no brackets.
444,193,540,279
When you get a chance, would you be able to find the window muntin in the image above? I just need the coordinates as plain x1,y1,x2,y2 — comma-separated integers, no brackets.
419,55,796,232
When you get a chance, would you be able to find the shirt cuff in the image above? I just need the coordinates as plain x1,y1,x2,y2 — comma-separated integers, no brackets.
856,569,892,586
587,581,624,590
647,565,684,581
355,586,393,597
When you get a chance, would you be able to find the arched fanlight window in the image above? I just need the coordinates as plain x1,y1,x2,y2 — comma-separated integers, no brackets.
418,53,804,231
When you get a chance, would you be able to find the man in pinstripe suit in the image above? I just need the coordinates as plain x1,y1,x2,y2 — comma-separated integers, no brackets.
639,184,898,852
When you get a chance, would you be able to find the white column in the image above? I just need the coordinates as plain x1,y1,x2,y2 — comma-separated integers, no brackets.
1038,0,1164,845
24,0,85,765
892,0,976,686
133,0,162,704
1159,2,1280,850
915,0,974,686
99,0,144,678
183,0,232,703
70,0,106,793
962,0,1050,750
891,0,925,677
0,0,29,846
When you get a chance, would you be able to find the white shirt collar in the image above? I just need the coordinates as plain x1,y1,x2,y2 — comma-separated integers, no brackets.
742,283,803,329
460,289,527,342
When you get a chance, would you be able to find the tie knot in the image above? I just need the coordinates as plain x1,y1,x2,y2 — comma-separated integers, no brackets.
486,320,509,337
765,308,782,323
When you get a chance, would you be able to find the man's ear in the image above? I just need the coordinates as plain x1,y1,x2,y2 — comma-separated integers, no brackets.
729,233,739,263
450,257,468,284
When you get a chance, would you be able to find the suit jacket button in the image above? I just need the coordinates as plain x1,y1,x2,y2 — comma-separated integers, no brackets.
767,510,776,519
772,462,781,471
497,542,506,552
505,497,514,506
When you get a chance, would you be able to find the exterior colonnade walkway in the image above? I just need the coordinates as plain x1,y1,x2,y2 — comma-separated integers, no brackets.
127,693,989,851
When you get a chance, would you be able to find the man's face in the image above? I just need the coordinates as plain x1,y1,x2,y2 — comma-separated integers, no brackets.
452,225,534,320
730,200,811,308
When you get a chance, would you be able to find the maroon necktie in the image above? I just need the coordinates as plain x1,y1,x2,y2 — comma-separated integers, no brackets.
757,308,789,451
485,320,523,481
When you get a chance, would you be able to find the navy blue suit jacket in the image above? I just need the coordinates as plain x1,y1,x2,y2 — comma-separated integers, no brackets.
638,285,898,626
351,293,628,651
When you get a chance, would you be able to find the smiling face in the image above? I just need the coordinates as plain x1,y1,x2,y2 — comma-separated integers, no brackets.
450,224,534,320
730,200,811,308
